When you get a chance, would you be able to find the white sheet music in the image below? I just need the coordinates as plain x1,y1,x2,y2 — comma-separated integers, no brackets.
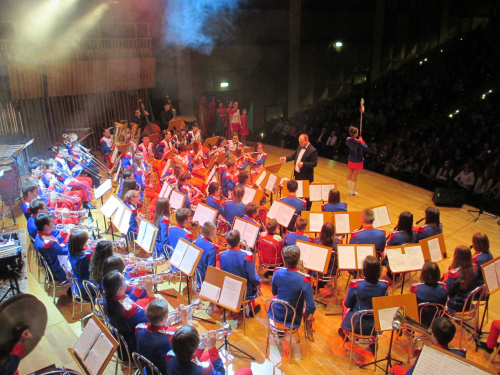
307,246,329,273
378,306,400,331
296,241,312,266
427,238,442,262
413,345,490,375
218,276,243,311
193,204,217,227
74,318,100,358
160,182,173,199
99,195,120,219
309,213,324,232
137,220,147,243
206,166,216,184
84,333,114,375
372,206,391,228
334,213,351,234
265,174,278,192
309,185,322,202
170,239,189,268
296,181,304,198
495,261,500,283
118,209,132,235
179,245,200,275
57,255,72,271
405,245,425,269
233,218,259,248
386,248,406,273
483,262,499,292
161,159,171,178
322,184,336,201
356,246,374,269
111,147,119,163
94,179,112,200
242,186,257,205
169,190,185,210
338,245,356,269
200,282,221,302
138,222,157,253
112,203,125,229
267,201,295,227
255,170,267,186
113,163,121,182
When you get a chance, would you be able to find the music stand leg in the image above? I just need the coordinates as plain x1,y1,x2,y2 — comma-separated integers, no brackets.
217,309,255,360
400,275,405,295
186,275,191,304
359,330,402,374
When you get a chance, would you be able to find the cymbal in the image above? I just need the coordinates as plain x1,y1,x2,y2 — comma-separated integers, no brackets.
0,294,48,364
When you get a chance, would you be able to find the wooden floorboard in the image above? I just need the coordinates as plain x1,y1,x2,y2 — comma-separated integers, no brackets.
8,142,500,375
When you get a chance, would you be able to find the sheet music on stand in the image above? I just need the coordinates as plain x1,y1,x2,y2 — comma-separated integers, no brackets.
70,316,118,375
199,266,247,313
267,200,296,228
333,211,362,234
337,244,376,270
295,240,332,273
301,211,333,233
192,203,218,227
481,256,500,294
309,183,336,202
99,195,121,219
386,244,426,273
241,186,257,205
159,181,173,199
264,173,280,193
169,238,203,276
254,170,267,187
113,163,121,183
413,345,494,375
135,220,159,253
232,217,260,248
370,205,391,228
94,179,112,200
206,166,217,185
111,202,132,235
169,190,186,210
420,233,447,263
111,147,119,163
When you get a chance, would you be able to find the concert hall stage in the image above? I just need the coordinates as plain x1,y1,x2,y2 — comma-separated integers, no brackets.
13,142,500,375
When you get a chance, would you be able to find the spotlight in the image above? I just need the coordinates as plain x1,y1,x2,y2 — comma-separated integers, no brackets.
424,58,427,62
419,61,423,65
449,114,453,118
220,82,229,88
335,41,343,48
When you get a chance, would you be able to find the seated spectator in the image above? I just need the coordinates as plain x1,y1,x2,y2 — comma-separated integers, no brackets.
454,164,475,191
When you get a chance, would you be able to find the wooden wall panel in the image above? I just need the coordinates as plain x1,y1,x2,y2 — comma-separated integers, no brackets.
8,65,43,100
141,57,156,88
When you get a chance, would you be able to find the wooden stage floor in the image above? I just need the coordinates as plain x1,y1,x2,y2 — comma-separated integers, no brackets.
11,142,500,375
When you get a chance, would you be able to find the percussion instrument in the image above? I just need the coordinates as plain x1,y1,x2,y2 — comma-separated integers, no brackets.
0,161,19,206
0,294,48,365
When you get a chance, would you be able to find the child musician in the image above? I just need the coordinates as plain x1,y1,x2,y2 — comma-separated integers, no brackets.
135,300,189,375
219,230,261,317
123,190,142,238
194,221,219,287
187,124,203,144
322,188,347,213
228,133,243,152
224,187,246,225
234,147,249,171
168,208,193,249
416,206,443,241
206,182,225,217
21,184,39,220
132,152,159,207
249,143,267,179
220,158,238,198
157,130,176,158
152,198,171,257
279,180,306,228
283,216,310,247
177,172,203,210
100,128,113,168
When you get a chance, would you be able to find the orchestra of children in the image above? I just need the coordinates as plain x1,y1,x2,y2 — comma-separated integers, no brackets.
22,121,496,375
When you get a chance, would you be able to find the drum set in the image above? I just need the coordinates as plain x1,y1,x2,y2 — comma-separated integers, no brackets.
0,158,21,226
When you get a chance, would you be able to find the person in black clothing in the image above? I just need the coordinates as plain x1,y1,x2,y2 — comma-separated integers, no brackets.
159,103,175,131
132,108,149,133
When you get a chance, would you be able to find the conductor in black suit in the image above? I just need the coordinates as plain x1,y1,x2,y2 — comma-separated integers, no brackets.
280,134,318,182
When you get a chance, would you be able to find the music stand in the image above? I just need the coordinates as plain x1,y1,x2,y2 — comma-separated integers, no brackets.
200,267,255,360
361,294,418,373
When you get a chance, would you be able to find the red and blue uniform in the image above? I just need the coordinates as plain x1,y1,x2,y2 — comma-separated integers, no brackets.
121,152,133,170
220,170,237,198
322,202,347,213
258,232,283,266
194,236,219,287
0,341,26,375
187,130,203,145
168,225,192,250
341,279,389,334
22,199,31,220
346,136,367,169
386,230,417,246
270,267,316,329
219,247,261,299
473,251,494,285
283,230,310,247
123,201,139,236
100,136,113,167
223,201,246,225
206,195,224,217
280,194,306,215
69,249,93,301
156,139,175,158
350,225,386,257
166,347,225,375
444,268,481,312
155,216,170,257
134,166,147,190
411,282,448,327
135,323,177,375
34,232,69,282
105,292,154,352
416,224,443,242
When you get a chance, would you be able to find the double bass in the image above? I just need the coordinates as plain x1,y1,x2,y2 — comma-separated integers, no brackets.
138,99,161,143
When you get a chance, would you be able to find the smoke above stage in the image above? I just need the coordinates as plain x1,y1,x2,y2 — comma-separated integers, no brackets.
163,0,241,53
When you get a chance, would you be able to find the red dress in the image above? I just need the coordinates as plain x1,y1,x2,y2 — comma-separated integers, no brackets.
239,114,249,136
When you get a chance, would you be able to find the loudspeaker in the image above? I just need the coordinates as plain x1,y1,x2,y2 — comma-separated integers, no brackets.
432,188,465,207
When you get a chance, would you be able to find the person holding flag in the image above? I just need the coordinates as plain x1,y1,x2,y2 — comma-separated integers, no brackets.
345,99,367,196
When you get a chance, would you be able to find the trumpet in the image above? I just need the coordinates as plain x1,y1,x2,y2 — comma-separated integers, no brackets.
54,208,87,219
121,254,167,272
167,298,202,325
41,190,77,202
128,268,174,288
55,223,98,231
87,237,127,249
199,322,233,342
